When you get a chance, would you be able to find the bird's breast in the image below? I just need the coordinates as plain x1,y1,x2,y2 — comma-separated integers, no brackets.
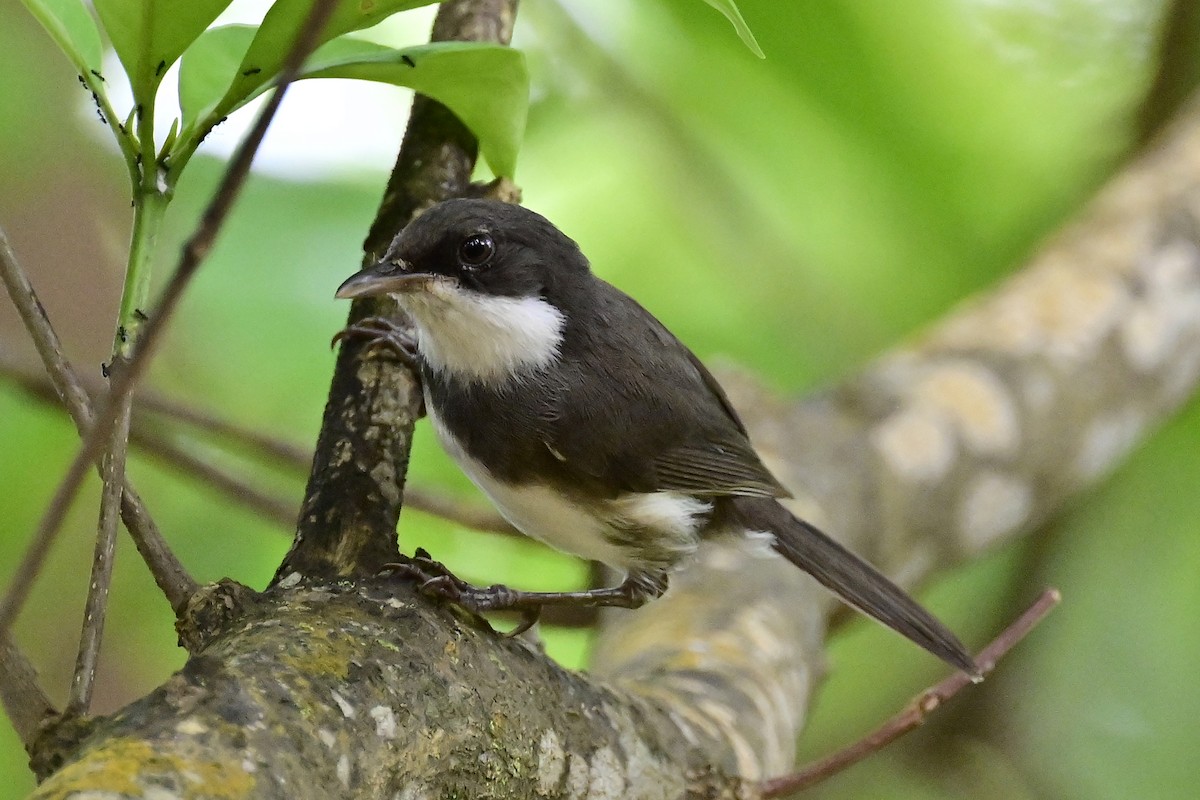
424,392,709,571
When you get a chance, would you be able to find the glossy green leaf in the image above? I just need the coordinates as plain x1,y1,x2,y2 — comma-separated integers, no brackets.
213,0,438,120
702,0,764,58
178,24,256,126
304,39,528,177
19,0,104,75
180,30,527,178
93,0,233,102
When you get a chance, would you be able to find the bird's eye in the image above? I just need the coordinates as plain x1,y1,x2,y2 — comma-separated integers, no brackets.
458,233,495,268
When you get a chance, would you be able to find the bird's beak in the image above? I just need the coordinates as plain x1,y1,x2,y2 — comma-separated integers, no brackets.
335,260,432,299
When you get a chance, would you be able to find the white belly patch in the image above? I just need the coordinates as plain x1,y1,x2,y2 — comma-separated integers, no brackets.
426,400,709,570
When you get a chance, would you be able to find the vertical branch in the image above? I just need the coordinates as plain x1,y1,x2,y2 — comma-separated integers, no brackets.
277,0,519,583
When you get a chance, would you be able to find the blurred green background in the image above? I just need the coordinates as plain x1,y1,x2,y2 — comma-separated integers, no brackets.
1,0,1198,797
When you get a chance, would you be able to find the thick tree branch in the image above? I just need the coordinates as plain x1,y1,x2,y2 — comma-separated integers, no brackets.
278,0,519,581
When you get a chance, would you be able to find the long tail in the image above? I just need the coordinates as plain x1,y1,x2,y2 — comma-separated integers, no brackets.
732,497,979,677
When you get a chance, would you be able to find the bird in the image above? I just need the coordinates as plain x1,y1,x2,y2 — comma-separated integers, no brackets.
335,198,978,676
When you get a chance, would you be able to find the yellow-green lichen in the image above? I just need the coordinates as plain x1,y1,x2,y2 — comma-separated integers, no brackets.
32,737,256,799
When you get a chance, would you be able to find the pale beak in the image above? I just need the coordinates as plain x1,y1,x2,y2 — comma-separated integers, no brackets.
335,260,431,299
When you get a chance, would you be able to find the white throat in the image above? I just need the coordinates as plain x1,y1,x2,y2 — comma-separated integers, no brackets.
397,281,565,384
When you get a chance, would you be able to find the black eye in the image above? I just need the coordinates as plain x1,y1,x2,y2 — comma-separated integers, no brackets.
458,233,495,268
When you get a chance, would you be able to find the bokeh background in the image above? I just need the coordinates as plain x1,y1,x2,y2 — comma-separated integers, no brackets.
2,0,1198,797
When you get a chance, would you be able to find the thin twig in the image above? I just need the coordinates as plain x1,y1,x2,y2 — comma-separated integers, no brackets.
0,634,56,747
138,406,520,535
66,383,132,716
0,237,192,631
137,393,313,469
404,488,516,535
0,233,92,418
758,588,1062,798
0,0,338,638
131,423,299,528
0,354,520,537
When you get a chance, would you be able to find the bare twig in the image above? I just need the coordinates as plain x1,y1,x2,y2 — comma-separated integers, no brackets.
404,488,516,535
0,634,55,747
758,588,1062,798
131,423,299,528
0,0,338,637
65,382,132,716
0,235,92,417
1,355,519,538
137,394,313,469
0,242,191,634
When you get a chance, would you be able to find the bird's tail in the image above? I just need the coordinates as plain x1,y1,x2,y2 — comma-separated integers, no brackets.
731,497,980,678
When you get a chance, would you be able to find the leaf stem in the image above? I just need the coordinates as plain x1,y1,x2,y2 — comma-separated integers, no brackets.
79,69,138,187
116,189,168,357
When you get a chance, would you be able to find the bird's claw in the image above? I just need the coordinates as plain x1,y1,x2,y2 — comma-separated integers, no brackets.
381,548,462,591
381,550,540,637
332,316,419,368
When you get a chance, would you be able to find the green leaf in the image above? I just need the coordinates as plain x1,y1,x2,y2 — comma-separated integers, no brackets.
179,31,528,178
216,0,438,119
93,0,233,102
178,24,256,127
19,0,104,75
305,40,529,177
702,0,765,58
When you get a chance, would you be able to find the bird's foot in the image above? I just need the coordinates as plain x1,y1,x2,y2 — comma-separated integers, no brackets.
382,548,540,636
332,316,419,369
382,552,668,637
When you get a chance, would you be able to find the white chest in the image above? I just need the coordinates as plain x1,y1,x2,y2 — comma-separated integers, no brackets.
399,285,565,385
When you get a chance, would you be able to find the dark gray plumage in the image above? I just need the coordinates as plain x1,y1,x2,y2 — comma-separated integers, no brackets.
337,199,978,676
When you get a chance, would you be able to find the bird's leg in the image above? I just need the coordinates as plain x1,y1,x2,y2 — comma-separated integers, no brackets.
382,552,668,635
332,315,420,370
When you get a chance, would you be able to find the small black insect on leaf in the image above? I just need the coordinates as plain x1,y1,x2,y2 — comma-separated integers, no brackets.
117,326,127,343
101,362,110,378
133,309,149,322
76,75,87,87
155,60,166,77
401,54,416,68
90,69,105,82
242,67,262,76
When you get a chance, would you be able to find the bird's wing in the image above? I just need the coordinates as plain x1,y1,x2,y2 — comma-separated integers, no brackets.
544,282,790,499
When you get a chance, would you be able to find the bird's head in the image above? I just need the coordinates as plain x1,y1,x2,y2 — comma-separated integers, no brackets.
336,199,588,306
335,199,589,383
